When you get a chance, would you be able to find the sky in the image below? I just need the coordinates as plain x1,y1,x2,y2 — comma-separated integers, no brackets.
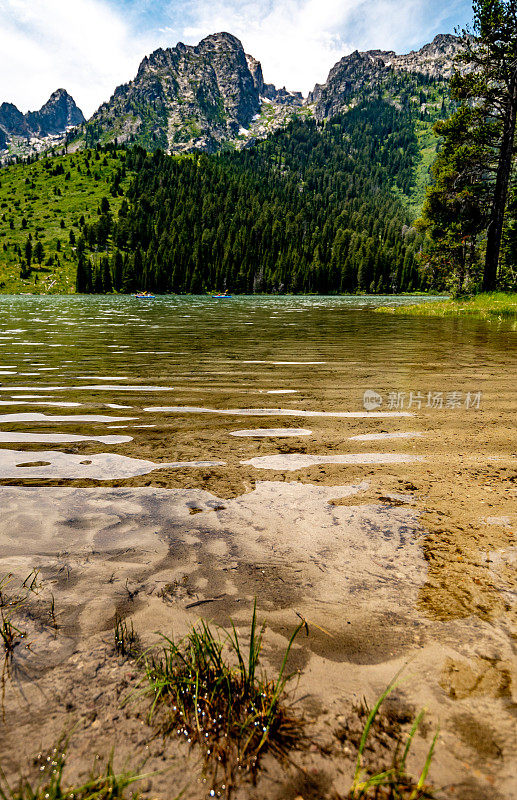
0,0,474,118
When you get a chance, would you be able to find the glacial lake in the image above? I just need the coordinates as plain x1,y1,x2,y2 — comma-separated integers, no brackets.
0,293,515,796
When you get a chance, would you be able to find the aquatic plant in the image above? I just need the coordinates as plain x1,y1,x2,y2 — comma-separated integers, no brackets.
0,614,24,659
0,748,144,800
348,676,438,800
375,292,517,319
0,575,14,608
21,570,41,594
142,601,306,794
114,614,139,658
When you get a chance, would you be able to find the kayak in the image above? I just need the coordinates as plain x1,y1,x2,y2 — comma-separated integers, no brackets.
213,294,232,298
135,293,155,298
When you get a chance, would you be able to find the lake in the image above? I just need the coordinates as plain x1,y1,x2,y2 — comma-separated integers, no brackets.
0,294,515,798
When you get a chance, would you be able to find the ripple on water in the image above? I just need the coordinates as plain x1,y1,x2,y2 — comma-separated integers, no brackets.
76,376,128,380
242,361,326,365
0,450,226,479
0,385,175,392
72,385,175,391
241,453,423,470
0,402,82,408
349,432,423,441
0,413,137,423
0,432,133,444
144,406,413,419
230,428,312,437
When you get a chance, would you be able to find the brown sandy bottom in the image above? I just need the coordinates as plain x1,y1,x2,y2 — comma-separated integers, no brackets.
0,482,515,800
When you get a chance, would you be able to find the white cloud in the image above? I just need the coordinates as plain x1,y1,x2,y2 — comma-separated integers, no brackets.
179,0,444,94
0,0,468,116
0,0,160,117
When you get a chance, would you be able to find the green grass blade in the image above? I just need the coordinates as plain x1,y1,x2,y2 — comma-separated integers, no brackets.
410,728,439,800
400,709,426,770
351,667,406,795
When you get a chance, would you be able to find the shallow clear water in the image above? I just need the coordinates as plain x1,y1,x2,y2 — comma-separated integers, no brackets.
0,293,514,483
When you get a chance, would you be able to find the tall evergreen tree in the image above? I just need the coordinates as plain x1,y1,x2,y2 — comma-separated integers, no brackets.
462,0,517,289
420,0,517,291
76,253,92,293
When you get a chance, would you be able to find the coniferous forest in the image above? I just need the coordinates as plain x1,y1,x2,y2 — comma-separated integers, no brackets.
76,101,425,295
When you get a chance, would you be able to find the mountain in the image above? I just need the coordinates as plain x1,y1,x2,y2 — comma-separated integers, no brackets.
0,102,28,138
75,102,423,296
308,34,462,120
0,89,84,148
0,33,461,159
82,32,302,153
80,31,459,155
25,89,85,136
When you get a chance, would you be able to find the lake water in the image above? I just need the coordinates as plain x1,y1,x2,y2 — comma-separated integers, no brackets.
0,294,515,796
0,293,514,480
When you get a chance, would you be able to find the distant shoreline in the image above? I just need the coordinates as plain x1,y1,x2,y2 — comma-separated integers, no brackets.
375,292,517,319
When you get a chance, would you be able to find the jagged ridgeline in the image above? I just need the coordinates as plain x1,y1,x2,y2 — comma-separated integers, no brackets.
77,101,423,295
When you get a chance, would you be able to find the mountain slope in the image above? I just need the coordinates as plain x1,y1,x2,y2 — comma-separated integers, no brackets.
0,146,130,293
75,101,423,295
308,34,461,120
83,32,302,153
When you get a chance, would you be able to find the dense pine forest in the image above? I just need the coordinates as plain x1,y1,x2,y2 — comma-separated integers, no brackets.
76,101,425,295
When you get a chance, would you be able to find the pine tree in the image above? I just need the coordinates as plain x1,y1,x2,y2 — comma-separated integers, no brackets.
24,239,32,266
76,253,92,293
101,257,113,293
33,240,44,264
112,250,123,292
421,0,517,291
460,0,517,290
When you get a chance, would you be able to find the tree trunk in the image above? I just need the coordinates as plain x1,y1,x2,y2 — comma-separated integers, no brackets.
483,73,517,291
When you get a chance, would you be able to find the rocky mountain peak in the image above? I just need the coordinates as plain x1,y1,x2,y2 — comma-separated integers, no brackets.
196,31,243,51
390,33,462,77
88,32,270,153
245,54,264,95
1,29,464,159
0,90,84,145
0,102,27,137
308,33,463,119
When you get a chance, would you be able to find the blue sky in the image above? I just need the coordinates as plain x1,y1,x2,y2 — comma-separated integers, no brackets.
0,0,473,118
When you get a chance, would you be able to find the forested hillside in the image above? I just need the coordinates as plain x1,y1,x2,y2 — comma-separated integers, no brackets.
0,147,130,293
77,101,424,295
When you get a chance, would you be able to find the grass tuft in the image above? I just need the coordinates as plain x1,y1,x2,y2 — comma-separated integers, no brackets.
0,575,15,609
114,614,139,658
348,677,438,800
0,613,24,658
142,601,306,793
0,748,144,800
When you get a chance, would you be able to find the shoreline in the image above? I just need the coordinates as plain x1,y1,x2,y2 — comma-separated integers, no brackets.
375,292,517,319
